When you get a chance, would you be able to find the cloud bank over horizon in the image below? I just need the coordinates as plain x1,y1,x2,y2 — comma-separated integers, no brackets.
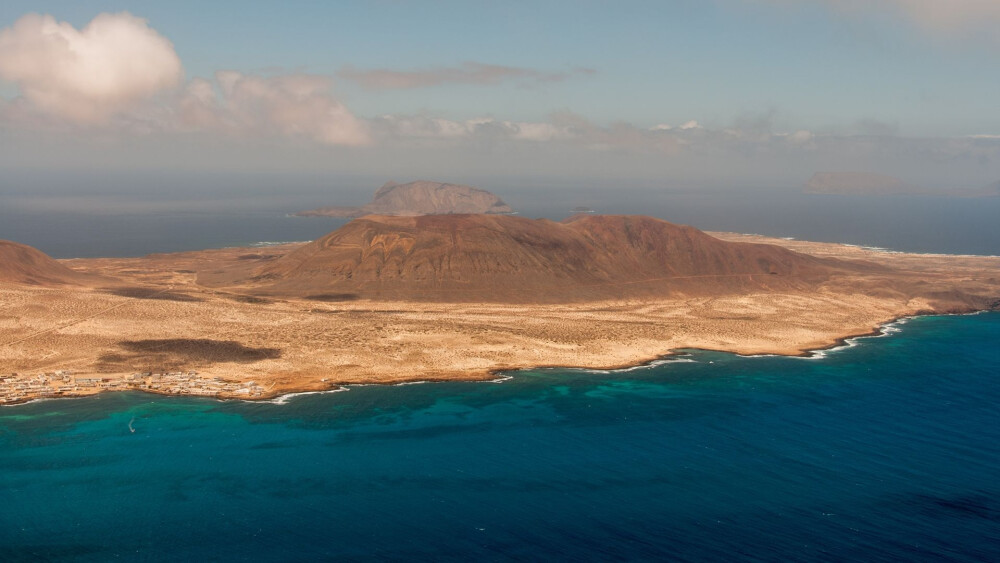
339,62,594,90
1,8,999,188
178,72,372,147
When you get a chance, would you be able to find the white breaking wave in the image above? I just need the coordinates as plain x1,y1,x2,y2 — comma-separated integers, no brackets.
263,387,350,405
575,357,698,374
738,315,925,361
250,241,309,247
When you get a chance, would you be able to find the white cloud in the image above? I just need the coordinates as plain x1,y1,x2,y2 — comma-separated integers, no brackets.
374,115,573,143
679,120,702,130
508,122,571,142
787,130,815,143
0,12,183,123
179,72,372,146
0,13,369,145
373,112,691,154
373,115,478,139
177,78,219,128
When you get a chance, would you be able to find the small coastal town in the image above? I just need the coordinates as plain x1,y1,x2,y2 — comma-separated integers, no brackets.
0,370,267,405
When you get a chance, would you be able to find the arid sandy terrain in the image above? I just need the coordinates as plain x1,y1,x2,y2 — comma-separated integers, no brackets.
2,227,999,404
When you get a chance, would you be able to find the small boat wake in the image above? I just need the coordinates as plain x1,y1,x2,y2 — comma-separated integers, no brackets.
128,417,136,433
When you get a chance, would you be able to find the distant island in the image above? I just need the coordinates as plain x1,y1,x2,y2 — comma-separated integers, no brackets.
804,172,1000,197
3,213,999,405
295,180,514,217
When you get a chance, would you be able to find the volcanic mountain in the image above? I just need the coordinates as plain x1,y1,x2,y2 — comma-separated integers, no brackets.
203,214,867,302
0,240,98,286
295,180,513,217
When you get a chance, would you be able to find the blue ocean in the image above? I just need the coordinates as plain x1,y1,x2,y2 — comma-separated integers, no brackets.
3,172,1000,257
2,313,998,561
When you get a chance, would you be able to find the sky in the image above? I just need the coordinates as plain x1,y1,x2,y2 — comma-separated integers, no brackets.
1,0,1000,190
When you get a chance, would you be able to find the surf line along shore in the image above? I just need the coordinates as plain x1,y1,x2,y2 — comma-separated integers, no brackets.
2,215,999,405
1,308,994,407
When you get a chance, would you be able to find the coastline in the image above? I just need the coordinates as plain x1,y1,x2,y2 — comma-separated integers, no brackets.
4,231,999,407
3,309,991,407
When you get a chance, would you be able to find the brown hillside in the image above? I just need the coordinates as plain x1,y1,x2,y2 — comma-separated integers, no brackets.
0,240,96,286
202,214,865,302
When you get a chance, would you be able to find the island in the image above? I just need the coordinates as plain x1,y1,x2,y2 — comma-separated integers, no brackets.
2,214,999,404
295,180,514,217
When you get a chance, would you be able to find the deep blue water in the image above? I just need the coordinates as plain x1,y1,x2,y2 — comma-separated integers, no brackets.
2,313,998,561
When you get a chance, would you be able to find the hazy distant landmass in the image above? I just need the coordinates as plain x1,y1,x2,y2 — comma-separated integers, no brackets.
804,172,923,195
295,180,514,217
805,172,1000,197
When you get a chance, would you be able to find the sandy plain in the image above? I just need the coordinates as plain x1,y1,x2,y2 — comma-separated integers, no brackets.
2,235,999,404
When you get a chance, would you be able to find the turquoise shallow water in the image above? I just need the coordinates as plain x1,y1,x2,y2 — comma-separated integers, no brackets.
2,313,999,561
